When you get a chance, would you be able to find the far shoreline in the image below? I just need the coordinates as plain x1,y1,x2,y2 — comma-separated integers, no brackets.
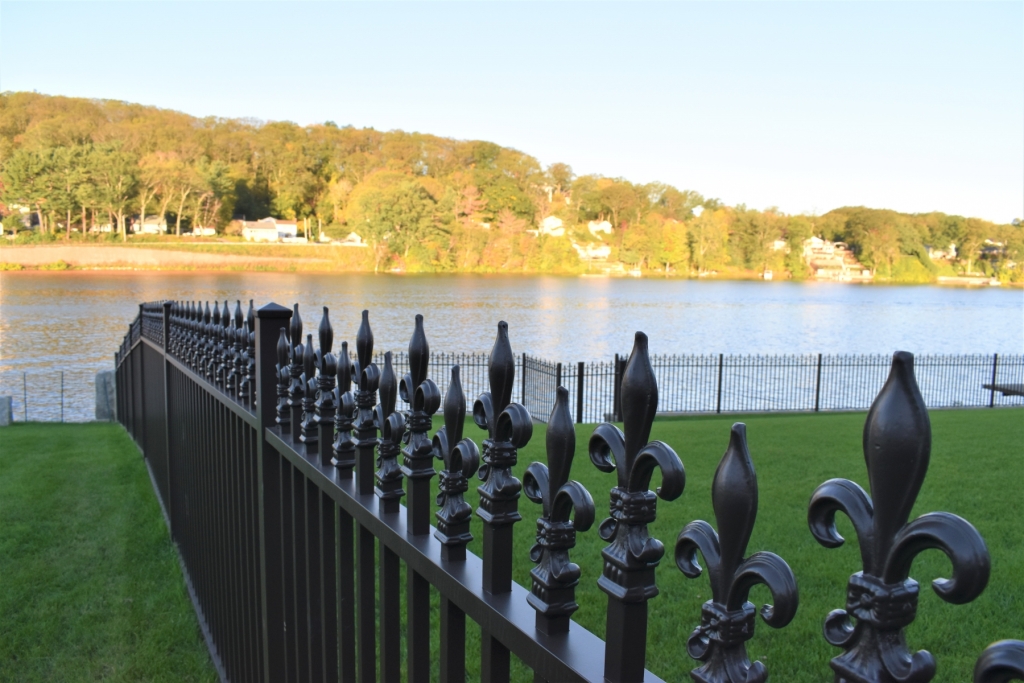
1,243,1019,288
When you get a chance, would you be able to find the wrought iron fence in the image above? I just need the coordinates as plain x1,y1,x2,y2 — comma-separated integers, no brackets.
111,299,1023,683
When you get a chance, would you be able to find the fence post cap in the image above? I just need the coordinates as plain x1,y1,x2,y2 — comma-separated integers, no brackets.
257,302,292,319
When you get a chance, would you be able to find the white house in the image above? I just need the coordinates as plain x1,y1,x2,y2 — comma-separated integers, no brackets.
588,220,612,237
927,243,957,260
538,216,565,237
133,215,168,234
573,242,612,261
242,217,301,242
335,232,367,247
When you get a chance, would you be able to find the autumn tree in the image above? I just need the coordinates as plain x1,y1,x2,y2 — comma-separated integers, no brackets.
689,207,732,273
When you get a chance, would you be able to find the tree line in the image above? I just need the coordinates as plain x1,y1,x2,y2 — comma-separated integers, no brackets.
1,92,1020,280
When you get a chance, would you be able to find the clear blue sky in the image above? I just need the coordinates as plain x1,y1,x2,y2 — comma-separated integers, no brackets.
1,1,1021,223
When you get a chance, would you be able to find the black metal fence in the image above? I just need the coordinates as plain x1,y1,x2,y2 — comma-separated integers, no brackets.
6,299,1022,425
371,351,1024,425
114,300,1022,683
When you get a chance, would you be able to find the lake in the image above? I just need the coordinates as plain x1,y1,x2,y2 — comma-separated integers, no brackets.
1,271,1021,421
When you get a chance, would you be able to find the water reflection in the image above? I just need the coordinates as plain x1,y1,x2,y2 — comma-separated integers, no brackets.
1,271,1021,421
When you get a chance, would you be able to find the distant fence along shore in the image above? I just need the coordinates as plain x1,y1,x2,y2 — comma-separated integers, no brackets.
3,349,1020,424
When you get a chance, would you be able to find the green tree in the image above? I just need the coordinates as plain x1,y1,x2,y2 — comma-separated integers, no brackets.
1,148,50,231
90,144,138,241
784,216,813,279
349,179,438,272
599,181,638,229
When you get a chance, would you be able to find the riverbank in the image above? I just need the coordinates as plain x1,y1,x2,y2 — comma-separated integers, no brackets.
0,244,350,272
2,243,1020,285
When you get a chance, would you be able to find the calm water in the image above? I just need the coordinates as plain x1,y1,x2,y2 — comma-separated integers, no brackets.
1,271,1021,420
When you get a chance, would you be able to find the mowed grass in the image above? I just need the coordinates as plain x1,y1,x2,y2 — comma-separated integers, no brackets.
452,408,1024,682
0,423,215,683
1,410,1020,682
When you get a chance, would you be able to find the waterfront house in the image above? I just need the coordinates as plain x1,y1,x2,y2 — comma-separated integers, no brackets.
528,216,566,238
335,232,368,247
242,217,301,242
572,241,612,261
133,215,169,234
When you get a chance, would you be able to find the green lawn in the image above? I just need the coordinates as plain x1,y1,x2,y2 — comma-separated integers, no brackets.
1,410,1020,682
472,408,1024,682
0,423,215,683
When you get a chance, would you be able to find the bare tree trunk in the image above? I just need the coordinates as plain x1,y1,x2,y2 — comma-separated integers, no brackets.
67,210,72,239
140,198,146,234
158,196,171,234
175,190,190,235
81,206,87,235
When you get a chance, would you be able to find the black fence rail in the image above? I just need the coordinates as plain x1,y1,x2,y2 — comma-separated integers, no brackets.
112,299,1023,683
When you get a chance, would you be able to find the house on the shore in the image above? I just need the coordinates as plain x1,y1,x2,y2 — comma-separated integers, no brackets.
132,215,168,234
803,236,873,281
528,216,566,238
335,232,367,247
242,217,302,242
572,242,612,261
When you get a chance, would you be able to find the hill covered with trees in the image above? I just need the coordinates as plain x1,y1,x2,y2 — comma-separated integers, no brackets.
1,92,1020,281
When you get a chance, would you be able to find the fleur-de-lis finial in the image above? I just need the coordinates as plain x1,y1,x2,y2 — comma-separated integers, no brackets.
332,340,357,473
474,321,533,593
300,333,318,450
287,304,305,440
240,300,256,407
220,299,232,387
374,351,406,510
207,301,219,381
524,386,595,635
275,327,291,429
312,307,338,464
808,352,991,683
351,310,381,494
228,300,244,397
215,300,227,386
400,314,442,535
589,331,685,683
974,641,1024,683
675,424,798,683
433,365,480,561
191,302,202,368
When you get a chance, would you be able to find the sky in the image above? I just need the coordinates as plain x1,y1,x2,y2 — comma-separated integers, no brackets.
1,2,1021,223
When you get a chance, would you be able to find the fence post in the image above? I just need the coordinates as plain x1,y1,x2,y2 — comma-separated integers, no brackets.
576,361,585,424
255,302,292,683
162,301,173,537
521,352,527,406
613,354,622,422
814,353,823,412
989,353,999,408
352,310,380,683
716,353,724,414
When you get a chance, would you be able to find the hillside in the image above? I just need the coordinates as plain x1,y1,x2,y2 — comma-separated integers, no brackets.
1,92,1020,281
